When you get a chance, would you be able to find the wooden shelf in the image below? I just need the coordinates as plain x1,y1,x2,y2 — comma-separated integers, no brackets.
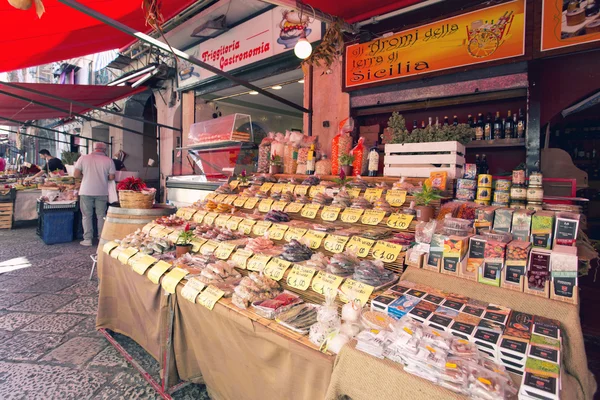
465,138,525,149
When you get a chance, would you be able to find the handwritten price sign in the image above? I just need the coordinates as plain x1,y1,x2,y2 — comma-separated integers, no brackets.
294,185,309,196
286,265,317,291
300,204,320,219
385,190,407,207
226,216,244,231
361,210,386,226
181,278,206,303
309,185,325,197
346,236,375,258
338,279,375,305
161,267,188,294
304,230,327,249
270,183,284,194
284,227,307,242
341,208,364,223
230,249,252,269
252,221,272,236
199,240,219,255
247,254,272,272
223,195,238,205
130,254,157,275
238,219,256,235
323,234,350,254
285,202,304,213
372,241,403,263
347,188,361,198
271,201,288,212
263,258,291,281
243,197,259,209
203,212,218,226
193,211,207,224
259,182,274,193
214,242,236,260
363,188,384,203
311,271,343,297
321,206,341,222
233,196,248,207
258,199,274,213
387,214,414,230
214,214,231,228
190,238,207,253
268,224,289,241
197,285,225,311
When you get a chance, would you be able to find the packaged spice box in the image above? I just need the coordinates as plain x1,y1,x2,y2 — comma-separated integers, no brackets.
553,212,580,247
493,208,515,233
502,241,531,292
425,233,447,272
511,209,534,242
530,211,555,249
442,235,469,276
462,236,486,281
524,248,551,298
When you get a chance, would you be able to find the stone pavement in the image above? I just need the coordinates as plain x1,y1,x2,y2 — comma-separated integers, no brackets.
0,227,209,400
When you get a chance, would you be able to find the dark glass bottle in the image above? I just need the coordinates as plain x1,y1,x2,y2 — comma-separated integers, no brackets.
504,110,514,138
475,113,484,140
481,154,489,174
443,116,450,126
517,108,526,138
493,111,502,139
475,154,481,174
484,113,492,140
413,120,418,130
453,115,459,126
467,114,474,128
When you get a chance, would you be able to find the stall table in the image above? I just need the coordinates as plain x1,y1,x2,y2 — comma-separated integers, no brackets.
13,189,41,221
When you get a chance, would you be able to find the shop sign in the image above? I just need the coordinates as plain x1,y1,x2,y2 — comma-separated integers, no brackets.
344,0,526,89
541,0,600,52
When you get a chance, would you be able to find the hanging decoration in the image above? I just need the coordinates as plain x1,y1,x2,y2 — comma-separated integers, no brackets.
8,0,45,18
301,18,345,72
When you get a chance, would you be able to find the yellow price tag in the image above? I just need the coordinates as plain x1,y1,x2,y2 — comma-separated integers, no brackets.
233,196,248,208
197,285,225,310
214,214,231,228
223,195,237,205
309,185,325,197
386,190,407,207
243,197,259,209
283,183,296,194
213,194,228,203
226,216,243,230
150,227,166,238
268,223,288,241
271,200,288,212
181,277,206,303
286,265,316,291
229,180,240,190
182,208,197,220
215,242,236,260
263,258,292,281
346,236,375,258
129,254,157,275
205,193,217,200
284,202,304,213
203,212,218,225
387,214,414,230
110,247,123,260
147,260,172,284
247,254,272,272
230,249,253,269
259,182,274,192
167,230,181,244
361,210,386,226
252,220,272,236
294,185,309,196
161,267,188,294
193,211,207,224
364,188,384,203
303,230,327,249
200,240,220,255
323,234,350,254
271,183,284,194
311,271,344,297
103,241,118,255
238,219,257,235
175,208,186,217
118,247,139,264
300,203,320,219
341,208,364,223
372,241,403,263
190,238,207,253
339,279,375,305
321,206,341,222
284,227,307,242
142,223,156,234
347,188,361,198
258,199,274,213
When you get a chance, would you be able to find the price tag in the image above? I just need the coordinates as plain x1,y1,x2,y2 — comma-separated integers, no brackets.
175,208,186,217
161,227,175,237
141,223,156,234
386,190,407,207
263,258,292,281
161,267,188,294
226,216,244,231
182,208,197,220
193,211,207,224
205,192,217,200
309,185,325,197
233,196,248,208
200,240,220,255
300,204,320,219
103,241,118,255
364,188,384,203
203,212,218,225
147,260,172,284
229,180,240,190
168,230,181,244
230,249,253,269
243,197,259,209
259,182,274,192
197,285,225,310
118,247,139,264
341,208,364,223
213,194,228,203
311,271,344,297
258,199,274,213
268,224,289,241
181,277,206,303
372,241,403,263
347,188,361,198
387,214,414,230
252,221,272,236
285,202,304,213
215,242,236,260
247,254,272,272
129,254,157,275
286,265,316,291
321,206,341,222
346,236,375,258
238,219,257,235
223,195,237,205
110,247,123,260
190,238,207,253
150,227,166,238
284,227,307,242
271,200,288,212
294,185,309,196
214,214,231,228
323,234,350,254
338,279,375,305
284,183,296,194
303,230,327,249
271,183,284,194
361,210,386,226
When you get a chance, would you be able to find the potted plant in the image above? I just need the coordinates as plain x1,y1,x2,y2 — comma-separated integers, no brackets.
238,169,249,186
61,151,80,176
338,154,355,177
176,224,194,257
333,169,351,188
116,177,156,209
269,155,283,174
413,181,442,222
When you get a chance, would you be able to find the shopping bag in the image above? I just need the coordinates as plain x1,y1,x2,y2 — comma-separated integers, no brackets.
108,180,118,204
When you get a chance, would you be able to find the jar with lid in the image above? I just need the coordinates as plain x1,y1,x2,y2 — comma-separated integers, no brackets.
510,186,527,201
512,168,526,186
526,202,543,211
527,186,544,202
510,200,527,209
529,171,543,187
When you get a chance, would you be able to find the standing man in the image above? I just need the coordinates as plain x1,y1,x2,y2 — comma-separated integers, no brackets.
26,149,66,180
74,142,115,246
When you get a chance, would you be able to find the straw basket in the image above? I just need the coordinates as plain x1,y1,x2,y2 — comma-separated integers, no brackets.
118,190,154,209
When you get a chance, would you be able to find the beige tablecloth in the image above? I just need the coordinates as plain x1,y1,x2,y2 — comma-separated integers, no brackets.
14,189,40,221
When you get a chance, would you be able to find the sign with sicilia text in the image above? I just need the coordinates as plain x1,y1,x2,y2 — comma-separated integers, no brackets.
344,0,526,89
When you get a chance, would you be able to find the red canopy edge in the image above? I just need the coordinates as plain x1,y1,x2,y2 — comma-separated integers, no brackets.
302,0,425,23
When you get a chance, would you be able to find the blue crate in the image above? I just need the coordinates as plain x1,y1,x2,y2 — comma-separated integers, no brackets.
37,211,74,245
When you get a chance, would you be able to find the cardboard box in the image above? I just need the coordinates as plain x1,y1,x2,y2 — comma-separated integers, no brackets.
553,212,580,247
405,248,426,269
425,233,446,272
388,295,421,319
524,248,551,298
359,124,380,148
493,208,515,233
499,327,531,365
473,327,502,359
482,304,511,325
511,209,534,241
371,294,397,314
502,241,531,292
551,276,579,305
479,240,507,286
531,211,555,249
519,372,560,400
550,245,578,275
441,235,469,276
532,317,561,341
462,235,486,281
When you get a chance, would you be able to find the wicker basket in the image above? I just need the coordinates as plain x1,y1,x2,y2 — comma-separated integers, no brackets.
118,190,154,209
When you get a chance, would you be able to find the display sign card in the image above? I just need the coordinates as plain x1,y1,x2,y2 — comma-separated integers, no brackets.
339,279,375,305
309,185,325,197
347,188,361,198
386,190,407,207
130,254,158,275
193,211,207,224
285,202,305,213
223,195,238,205
259,182,274,192
271,201,288,212
270,183,284,194
300,204,320,219
147,261,172,284
287,265,317,291
181,278,206,303
263,258,292,281
117,247,139,264
238,219,257,234
203,212,219,226
311,271,344,297
321,206,342,222
268,224,289,241
361,210,386,225
190,238,207,253
284,227,308,242
226,216,244,231
214,214,231,228
372,241,403,263
304,230,327,249
103,241,118,255
213,194,228,203
200,240,220,255
161,267,188,294
247,254,272,272
294,185,309,196
363,188,384,203
341,208,364,223
323,234,350,254
233,196,248,207
197,285,225,311
252,221,272,236
258,199,274,213
387,214,414,230
346,236,375,258
231,249,253,269
243,197,259,209
215,242,236,260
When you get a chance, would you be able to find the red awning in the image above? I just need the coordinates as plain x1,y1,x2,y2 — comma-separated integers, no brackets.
0,0,197,73
0,82,144,125
303,0,424,23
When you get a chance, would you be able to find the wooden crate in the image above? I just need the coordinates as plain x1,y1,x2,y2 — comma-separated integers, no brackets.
0,202,13,229
383,141,465,179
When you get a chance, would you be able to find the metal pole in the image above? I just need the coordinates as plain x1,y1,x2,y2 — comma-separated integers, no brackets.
56,0,311,115
0,127,73,146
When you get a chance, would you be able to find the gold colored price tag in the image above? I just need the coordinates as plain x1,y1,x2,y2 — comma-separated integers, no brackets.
233,196,248,208
300,203,320,219
181,277,206,303
338,279,375,305
167,230,181,244
118,247,139,264
110,247,123,260
226,216,243,231
229,180,240,190
364,188,384,203
347,188,361,198
147,260,172,284
268,223,288,241
175,208,186,217
386,190,407,207
161,227,175,237
150,227,166,238
387,214,414,230
271,183,284,194
303,230,327,249
130,254,157,275
286,265,316,291
200,240,220,255
190,238,207,253
321,206,341,222
263,258,291,281
238,219,257,235
341,208,364,223
203,212,218,226
323,234,350,254
309,185,324,197
346,236,375,258
193,211,207,224
258,199,274,213
372,241,403,263
205,192,217,200
214,214,231,228
294,185,309,196
252,221,272,236
259,182,274,192
361,210,386,226
271,201,287,212
284,227,307,242
182,208,197,220
284,183,296,194
223,195,237,205
247,254,272,272
284,202,304,213
197,285,225,310
213,194,228,203
141,223,156,234
103,241,118,255
231,249,253,269
243,197,259,209
215,242,236,260
161,267,188,294
311,271,343,297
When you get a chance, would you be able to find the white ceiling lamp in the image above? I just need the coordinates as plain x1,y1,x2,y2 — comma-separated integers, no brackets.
294,38,312,60
271,85,282,90
248,90,259,95
298,79,305,84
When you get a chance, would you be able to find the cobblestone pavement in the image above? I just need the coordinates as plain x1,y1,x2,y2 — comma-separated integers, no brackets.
0,227,209,400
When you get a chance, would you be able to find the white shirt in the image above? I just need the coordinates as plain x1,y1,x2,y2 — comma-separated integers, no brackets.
75,151,116,196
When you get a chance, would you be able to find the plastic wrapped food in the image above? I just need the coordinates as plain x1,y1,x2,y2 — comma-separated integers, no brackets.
350,196,372,209
309,294,341,346
264,210,290,223
415,220,437,244
283,141,298,174
253,292,302,318
245,236,279,255
392,177,417,192
360,228,391,240
361,310,395,331
281,191,296,203
315,155,332,175
333,189,352,208
328,251,361,277
373,197,393,213
305,252,329,271
312,192,333,205
280,239,313,262
232,272,282,309
436,202,461,220
353,259,396,286
351,137,367,176
277,304,319,334
302,176,320,186
257,133,274,173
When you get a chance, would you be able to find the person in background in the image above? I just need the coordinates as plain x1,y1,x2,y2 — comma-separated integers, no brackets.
26,149,66,180
112,154,126,171
0,153,5,173
74,142,115,247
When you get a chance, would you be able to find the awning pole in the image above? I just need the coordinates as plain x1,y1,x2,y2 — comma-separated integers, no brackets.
0,127,73,146
57,0,311,114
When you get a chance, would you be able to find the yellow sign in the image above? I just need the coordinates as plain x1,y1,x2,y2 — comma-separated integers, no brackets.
386,190,407,207
284,227,307,242
258,199,274,213
260,182,274,192
361,210,386,225
284,202,304,213
141,223,156,234
341,208,364,223
252,220,272,236
271,200,288,212
294,185,309,196
200,240,220,255
193,211,207,224
147,260,172,284
243,197,259,209
268,223,289,241
363,188,384,203
190,238,207,253
214,214,231,228
387,214,414,230
304,230,327,249
223,195,238,205
117,247,139,264
226,216,244,231
181,277,206,303
231,249,253,269
286,265,317,291
215,242,236,260
263,258,292,281
175,208,186,217
238,218,257,235
213,194,228,203
324,234,350,254
167,230,181,244
150,227,167,239
311,271,344,297
309,185,325,197
130,254,158,275
233,196,248,208
339,279,375,305
229,180,240,190
103,241,118,255
372,241,403,263
347,188,361,198
197,285,225,310
271,183,284,194
321,206,342,222
346,236,376,258
203,212,218,226
161,267,188,294
205,192,217,200
284,183,296,194
161,228,175,238
110,247,123,260
300,203,320,219
247,254,272,272
182,208,197,220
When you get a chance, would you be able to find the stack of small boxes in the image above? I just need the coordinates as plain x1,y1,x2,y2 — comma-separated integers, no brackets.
456,163,477,202
476,173,493,206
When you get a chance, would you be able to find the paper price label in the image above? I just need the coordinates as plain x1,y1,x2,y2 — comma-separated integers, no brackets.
103,241,118,255
214,214,231,228
226,216,244,231
193,211,207,224
286,265,316,291
161,267,188,294
259,182,274,192
205,193,217,200
347,188,361,198
304,230,327,249
268,224,289,241
203,212,219,226
161,227,175,237
215,242,236,260
346,236,375,258
182,208,197,220
271,201,288,212
263,258,292,281
252,221,272,236
233,196,248,208
200,240,220,255
231,249,253,269
372,241,403,263
247,255,272,272
271,183,284,194
168,231,181,244
324,234,350,254
386,190,407,207
293,185,308,196
118,247,139,264
147,260,172,284
223,195,238,205
243,197,259,209
341,208,364,223
321,206,341,222
110,247,123,260
284,227,307,242
197,285,225,311
213,194,228,203
339,279,375,305
258,199,274,213
190,238,207,253
309,185,325,197
176,208,186,217
181,278,206,303
238,219,257,235
229,180,240,190
284,202,304,213
142,223,156,234
300,204,320,219
150,227,166,238
387,214,414,230
284,184,296,194
364,188,384,203
130,254,157,275
311,271,343,297
361,210,386,226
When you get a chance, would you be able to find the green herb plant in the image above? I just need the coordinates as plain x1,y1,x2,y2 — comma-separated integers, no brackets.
413,182,443,206
383,112,474,145
338,154,355,166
